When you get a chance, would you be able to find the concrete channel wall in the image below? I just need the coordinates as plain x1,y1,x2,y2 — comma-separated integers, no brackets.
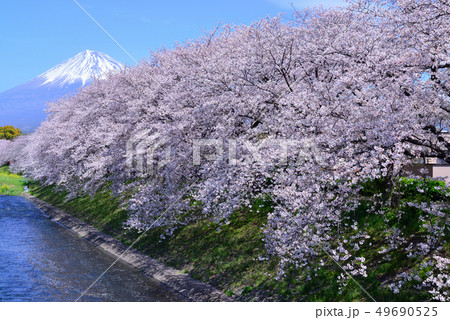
25,194,232,302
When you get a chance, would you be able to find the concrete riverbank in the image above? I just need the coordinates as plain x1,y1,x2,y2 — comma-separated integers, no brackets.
25,194,232,302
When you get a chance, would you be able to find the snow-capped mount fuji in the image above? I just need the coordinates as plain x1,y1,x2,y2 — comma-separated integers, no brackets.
39,50,124,87
0,50,124,132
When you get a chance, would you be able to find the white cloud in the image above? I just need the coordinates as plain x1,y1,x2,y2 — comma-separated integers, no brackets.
267,0,347,9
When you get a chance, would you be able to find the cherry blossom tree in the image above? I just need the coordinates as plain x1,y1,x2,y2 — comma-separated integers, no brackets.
0,139,11,166
4,0,449,300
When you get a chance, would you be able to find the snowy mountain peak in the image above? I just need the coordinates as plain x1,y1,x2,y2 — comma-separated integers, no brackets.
0,50,125,132
38,50,124,87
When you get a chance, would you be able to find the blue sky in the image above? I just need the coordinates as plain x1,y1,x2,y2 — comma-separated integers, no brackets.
0,0,345,92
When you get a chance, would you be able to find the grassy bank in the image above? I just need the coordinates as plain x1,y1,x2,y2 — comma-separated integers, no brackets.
0,166,26,196
1,165,445,301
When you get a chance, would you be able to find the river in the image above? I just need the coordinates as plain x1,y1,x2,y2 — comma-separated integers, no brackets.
0,196,180,302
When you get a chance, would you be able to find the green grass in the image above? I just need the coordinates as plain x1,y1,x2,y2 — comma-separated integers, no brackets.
0,166,26,196
5,167,445,301
29,183,128,237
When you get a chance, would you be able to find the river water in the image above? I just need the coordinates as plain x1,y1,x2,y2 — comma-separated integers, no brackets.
0,196,180,302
